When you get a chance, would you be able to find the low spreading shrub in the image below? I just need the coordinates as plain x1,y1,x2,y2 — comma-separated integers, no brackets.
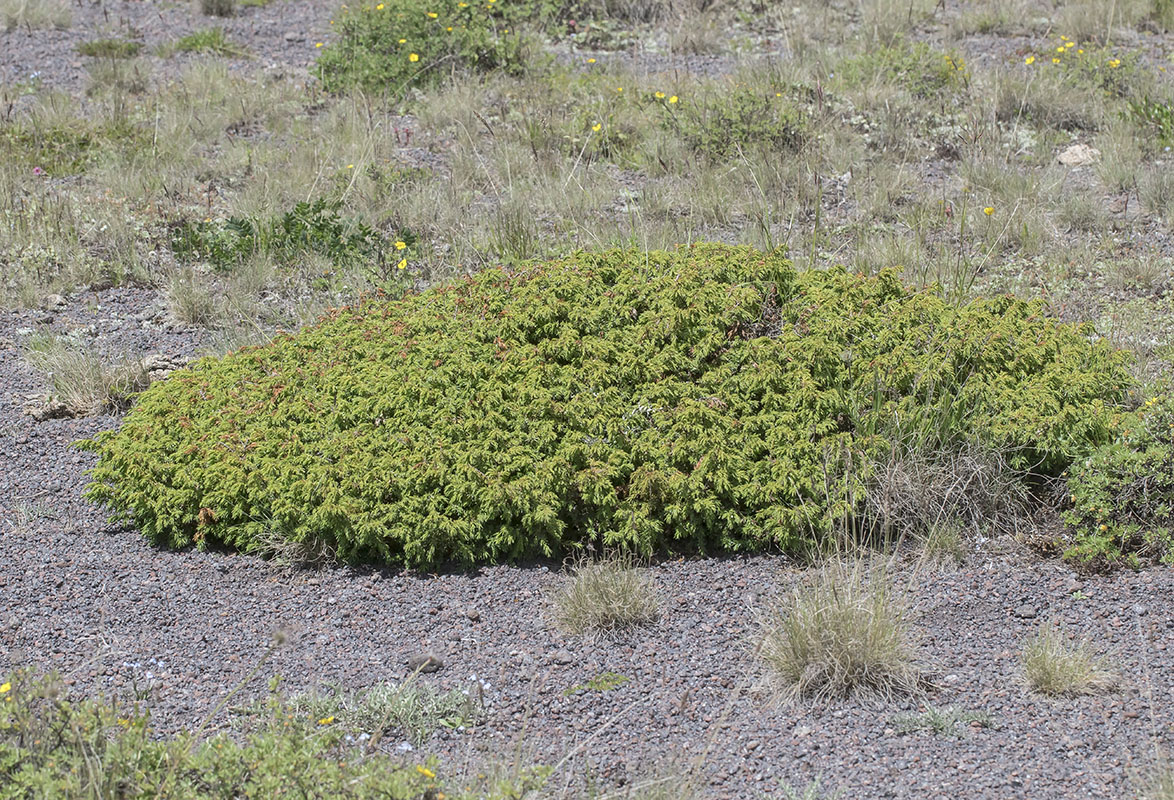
80,244,1136,568
313,0,528,94
1063,391,1174,569
0,669,441,799
664,84,809,160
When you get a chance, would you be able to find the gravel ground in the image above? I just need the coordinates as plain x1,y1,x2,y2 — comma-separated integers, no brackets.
1,288,1173,799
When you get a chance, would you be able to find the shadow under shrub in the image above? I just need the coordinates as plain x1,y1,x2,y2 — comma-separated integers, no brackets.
80,244,1134,567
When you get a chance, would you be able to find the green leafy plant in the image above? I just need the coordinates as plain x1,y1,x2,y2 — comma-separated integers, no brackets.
313,0,528,94
1063,391,1174,569
0,669,440,799
80,244,1135,567
1126,96,1174,147
169,198,395,275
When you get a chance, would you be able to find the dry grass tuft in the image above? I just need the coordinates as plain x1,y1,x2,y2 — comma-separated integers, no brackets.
1021,622,1118,696
23,334,151,416
760,559,923,702
1139,754,1174,800
1,0,70,31
552,552,659,636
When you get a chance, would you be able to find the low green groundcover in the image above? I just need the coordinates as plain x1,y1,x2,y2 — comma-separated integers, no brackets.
81,244,1163,568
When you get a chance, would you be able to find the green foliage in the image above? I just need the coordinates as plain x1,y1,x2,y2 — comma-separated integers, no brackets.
80,244,1132,568
836,39,969,97
169,198,399,275
313,0,528,94
664,84,809,160
1126,96,1174,147
1063,392,1174,569
76,38,142,58
0,669,440,799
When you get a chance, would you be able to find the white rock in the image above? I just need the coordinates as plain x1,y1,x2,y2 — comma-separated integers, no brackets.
1057,143,1100,167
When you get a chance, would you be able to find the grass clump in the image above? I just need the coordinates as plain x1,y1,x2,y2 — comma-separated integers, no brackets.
1139,754,1174,800
79,244,1141,567
24,334,151,416
553,553,659,636
168,28,246,56
760,559,923,701
0,669,443,799
76,38,142,58
313,0,528,94
1021,623,1118,696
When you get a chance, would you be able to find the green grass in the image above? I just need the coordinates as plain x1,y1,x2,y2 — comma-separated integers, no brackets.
167,27,248,56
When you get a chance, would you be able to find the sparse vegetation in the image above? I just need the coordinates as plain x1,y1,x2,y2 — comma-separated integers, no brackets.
892,704,996,737
760,560,923,701
167,27,247,56
1021,622,1118,696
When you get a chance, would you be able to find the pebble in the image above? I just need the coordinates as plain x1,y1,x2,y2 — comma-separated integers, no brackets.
406,653,443,674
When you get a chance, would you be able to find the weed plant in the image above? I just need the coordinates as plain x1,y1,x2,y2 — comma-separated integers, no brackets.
24,334,151,416
76,39,142,59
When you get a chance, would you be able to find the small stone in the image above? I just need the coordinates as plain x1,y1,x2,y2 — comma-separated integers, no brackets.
551,649,574,665
465,608,481,622
284,31,304,42
43,293,66,309
406,652,443,673
1057,143,1100,167
1013,604,1037,619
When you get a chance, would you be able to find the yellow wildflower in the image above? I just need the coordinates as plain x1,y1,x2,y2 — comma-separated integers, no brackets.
409,52,419,61
399,38,406,42
983,206,994,216
616,86,623,92
655,91,665,98
1052,57,1060,64
397,258,407,269
427,11,438,17
1108,58,1121,68
586,57,596,63
1024,55,1035,65
0,683,10,694
592,123,601,132
376,2,383,7
668,95,678,103
395,240,407,250
318,716,335,725
1065,41,1074,48
315,42,324,47
417,765,437,779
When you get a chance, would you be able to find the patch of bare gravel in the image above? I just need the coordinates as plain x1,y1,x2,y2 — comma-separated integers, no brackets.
1,288,1172,798
0,0,336,95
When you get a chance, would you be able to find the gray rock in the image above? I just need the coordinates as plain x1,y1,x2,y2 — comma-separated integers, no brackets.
1013,604,1037,619
407,652,443,673
551,649,574,665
